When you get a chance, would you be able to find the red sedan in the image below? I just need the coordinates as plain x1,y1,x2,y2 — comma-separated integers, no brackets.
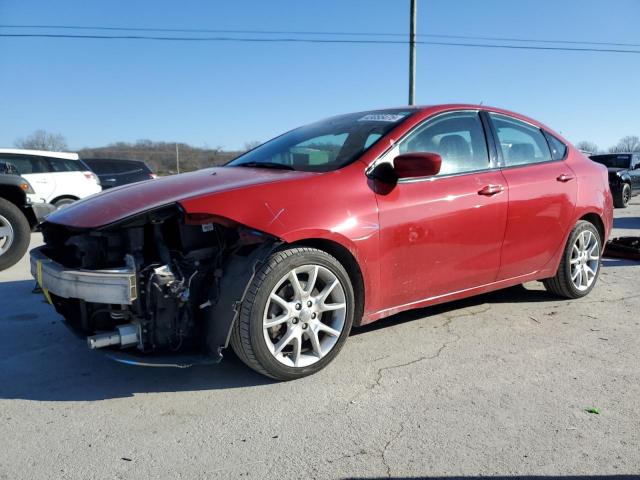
31,105,613,380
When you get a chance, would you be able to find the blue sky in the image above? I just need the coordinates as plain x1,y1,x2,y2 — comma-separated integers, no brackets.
1,0,638,151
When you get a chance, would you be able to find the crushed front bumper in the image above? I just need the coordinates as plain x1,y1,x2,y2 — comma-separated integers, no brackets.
30,246,138,305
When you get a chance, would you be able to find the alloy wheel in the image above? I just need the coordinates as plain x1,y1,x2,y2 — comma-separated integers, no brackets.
0,214,15,256
263,264,347,368
569,230,600,291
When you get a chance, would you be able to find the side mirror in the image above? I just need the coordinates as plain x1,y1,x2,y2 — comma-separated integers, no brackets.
393,152,441,179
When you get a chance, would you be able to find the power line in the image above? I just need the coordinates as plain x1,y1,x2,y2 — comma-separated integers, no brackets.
1,24,639,48
2,33,640,54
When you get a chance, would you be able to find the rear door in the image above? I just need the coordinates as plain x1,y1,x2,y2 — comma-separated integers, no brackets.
487,113,577,280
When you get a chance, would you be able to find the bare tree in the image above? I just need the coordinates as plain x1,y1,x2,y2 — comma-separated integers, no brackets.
243,140,261,152
14,130,68,151
609,135,640,153
574,141,600,154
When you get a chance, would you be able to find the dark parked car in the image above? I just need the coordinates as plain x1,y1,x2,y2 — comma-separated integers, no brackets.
0,163,55,270
590,153,640,208
82,158,156,189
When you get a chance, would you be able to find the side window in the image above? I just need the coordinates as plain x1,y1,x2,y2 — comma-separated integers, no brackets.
0,155,49,174
398,111,489,175
544,132,567,161
490,114,552,166
48,158,83,172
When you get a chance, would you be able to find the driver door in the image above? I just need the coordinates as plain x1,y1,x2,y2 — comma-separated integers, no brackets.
375,111,508,308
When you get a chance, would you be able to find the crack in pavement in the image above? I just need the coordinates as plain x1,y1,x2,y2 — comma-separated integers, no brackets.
370,305,492,391
323,422,405,478
345,305,492,408
381,422,405,478
576,292,640,304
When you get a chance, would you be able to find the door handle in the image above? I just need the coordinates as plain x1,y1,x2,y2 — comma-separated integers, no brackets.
557,173,574,182
478,184,504,196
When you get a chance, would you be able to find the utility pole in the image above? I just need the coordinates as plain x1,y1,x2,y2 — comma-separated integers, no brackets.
408,0,417,105
176,143,180,174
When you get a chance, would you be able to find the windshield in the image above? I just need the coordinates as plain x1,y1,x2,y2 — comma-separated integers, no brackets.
227,109,415,172
591,154,631,169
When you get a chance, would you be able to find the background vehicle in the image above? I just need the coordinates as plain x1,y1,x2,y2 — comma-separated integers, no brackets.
31,105,613,380
0,149,102,208
0,164,55,270
81,158,157,189
590,153,640,208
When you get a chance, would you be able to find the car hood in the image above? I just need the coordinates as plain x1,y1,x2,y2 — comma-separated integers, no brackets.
45,166,315,229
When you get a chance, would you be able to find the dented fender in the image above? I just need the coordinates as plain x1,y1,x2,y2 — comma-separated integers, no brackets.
178,164,383,319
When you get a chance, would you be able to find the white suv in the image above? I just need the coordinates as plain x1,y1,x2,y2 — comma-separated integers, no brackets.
0,149,102,207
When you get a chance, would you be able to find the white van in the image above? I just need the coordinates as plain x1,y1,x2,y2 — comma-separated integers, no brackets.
0,149,102,207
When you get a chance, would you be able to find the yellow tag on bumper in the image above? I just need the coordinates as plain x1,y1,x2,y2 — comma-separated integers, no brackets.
36,260,53,305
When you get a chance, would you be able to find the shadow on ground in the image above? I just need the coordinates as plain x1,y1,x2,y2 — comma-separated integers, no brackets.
354,283,559,336
0,280,565,402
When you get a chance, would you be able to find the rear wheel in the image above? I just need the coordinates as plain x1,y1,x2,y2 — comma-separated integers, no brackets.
543,220,601,299
53,197,76,209
613,183,631,208
0,198,30,271
230,247,354,380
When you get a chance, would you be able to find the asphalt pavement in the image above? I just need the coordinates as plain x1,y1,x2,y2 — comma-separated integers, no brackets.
1,200,639,479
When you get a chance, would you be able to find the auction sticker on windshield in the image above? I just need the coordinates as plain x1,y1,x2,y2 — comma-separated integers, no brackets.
358,113,408,122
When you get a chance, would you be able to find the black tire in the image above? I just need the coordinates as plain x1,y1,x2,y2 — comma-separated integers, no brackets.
53,197,76,209
613,183,631,208
543,220,601,299
230,247,355,381
0,198,31,271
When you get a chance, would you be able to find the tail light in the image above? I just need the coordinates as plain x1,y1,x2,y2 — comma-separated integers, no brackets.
83,171,101,185
149,173,158,179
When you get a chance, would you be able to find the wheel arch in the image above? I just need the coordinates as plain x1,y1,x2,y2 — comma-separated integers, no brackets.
290,237,366,327
0,185,27,209
51,195,79,205
579,212,605,245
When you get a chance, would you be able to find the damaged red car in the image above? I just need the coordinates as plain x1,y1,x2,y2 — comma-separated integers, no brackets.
31,105,613,380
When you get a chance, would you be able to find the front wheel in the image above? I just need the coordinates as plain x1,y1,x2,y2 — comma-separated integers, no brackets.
230,247,354,380
0,198,31,271
543,220,601,299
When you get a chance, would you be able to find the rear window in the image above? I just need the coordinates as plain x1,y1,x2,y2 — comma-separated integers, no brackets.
590,155,631,169
83,159,149,174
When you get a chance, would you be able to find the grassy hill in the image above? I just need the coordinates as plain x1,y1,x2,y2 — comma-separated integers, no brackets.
79,141,244,175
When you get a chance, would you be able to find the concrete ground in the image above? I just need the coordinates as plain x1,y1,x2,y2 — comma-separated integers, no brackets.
1,201,639,480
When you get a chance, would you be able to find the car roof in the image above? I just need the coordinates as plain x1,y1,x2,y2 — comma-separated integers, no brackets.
0,148,80,160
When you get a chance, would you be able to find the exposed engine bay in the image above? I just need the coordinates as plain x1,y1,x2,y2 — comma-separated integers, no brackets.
37,204,278,362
